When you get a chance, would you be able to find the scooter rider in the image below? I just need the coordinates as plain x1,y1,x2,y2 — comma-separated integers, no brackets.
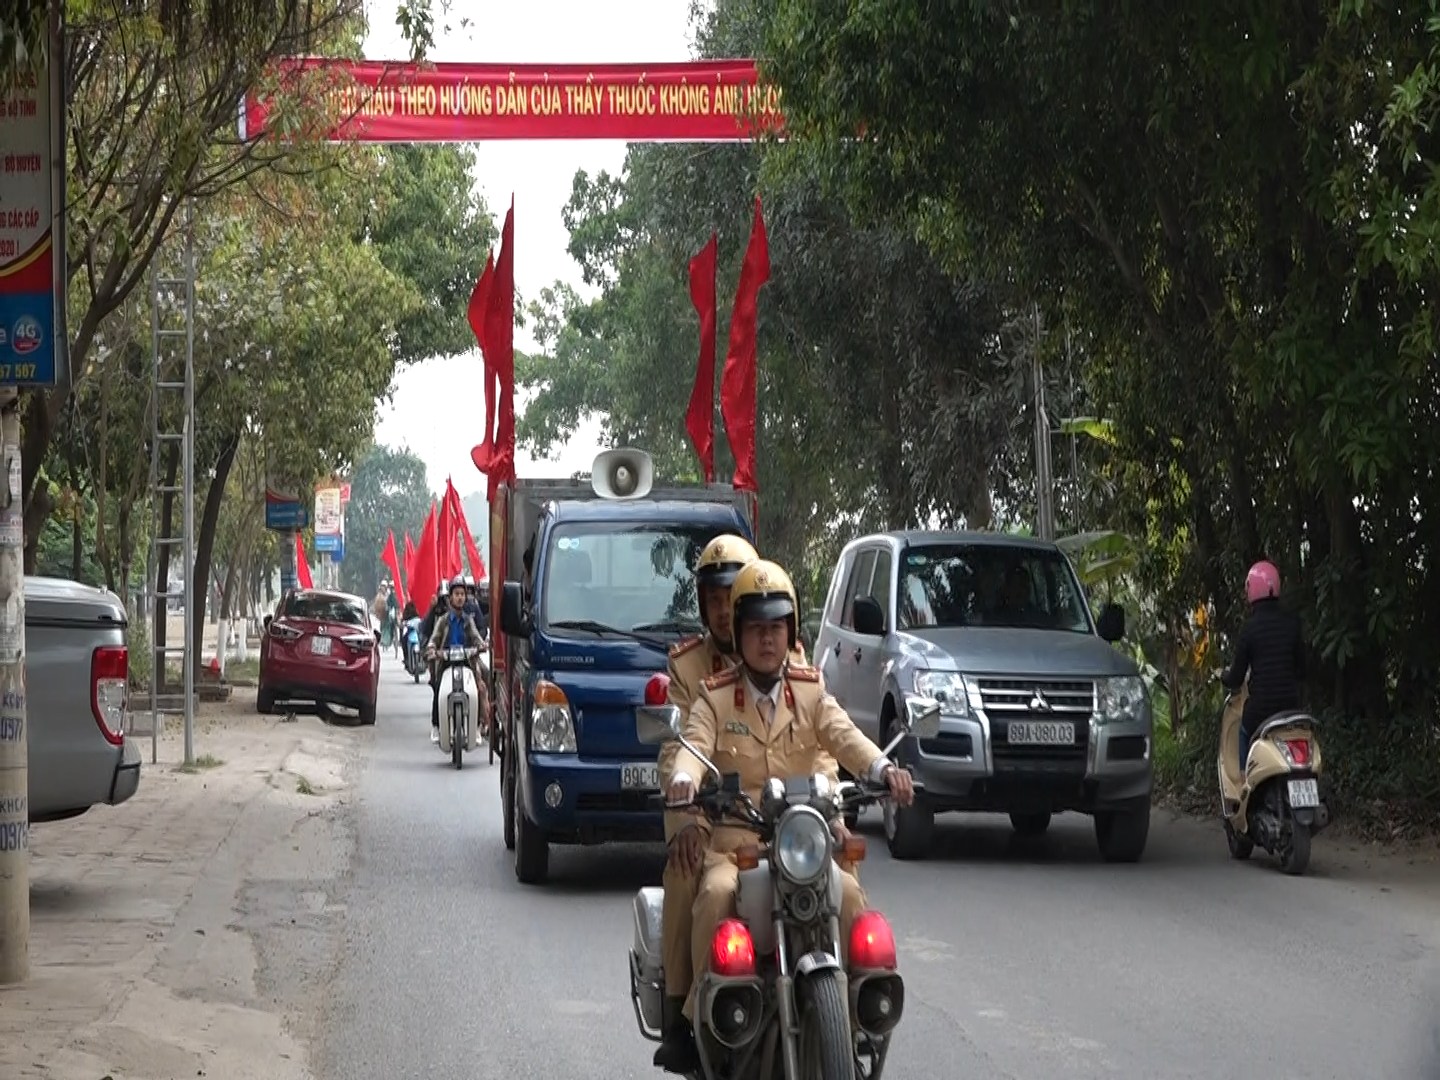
1220,560,1305,766
424,577,487,744
664,559,915,1053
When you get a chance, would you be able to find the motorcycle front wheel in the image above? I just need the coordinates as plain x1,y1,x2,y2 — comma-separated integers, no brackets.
799,969,855,1080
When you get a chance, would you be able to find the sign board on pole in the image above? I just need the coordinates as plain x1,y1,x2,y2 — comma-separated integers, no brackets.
314,486,342,536
0,25,69,389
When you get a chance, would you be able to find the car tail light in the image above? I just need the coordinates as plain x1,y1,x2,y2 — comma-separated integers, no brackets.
1284,739,1311,767
91,645,128,746
644,672,670,706
849,910,898,970
341,632,374,651
709,918,756,977
269,620,302,641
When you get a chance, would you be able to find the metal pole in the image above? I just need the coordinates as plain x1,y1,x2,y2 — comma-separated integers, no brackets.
0,388,30,984
148,262,161,767
1031,305,1056,540
181,204,196,766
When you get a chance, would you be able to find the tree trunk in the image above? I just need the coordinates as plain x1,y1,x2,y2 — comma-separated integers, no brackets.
189,433,241,669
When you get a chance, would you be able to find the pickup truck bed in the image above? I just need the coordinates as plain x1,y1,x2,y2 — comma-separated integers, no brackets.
26,576,140,823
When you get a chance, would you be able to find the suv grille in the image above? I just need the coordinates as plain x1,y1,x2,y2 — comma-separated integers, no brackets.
976,678,1094,773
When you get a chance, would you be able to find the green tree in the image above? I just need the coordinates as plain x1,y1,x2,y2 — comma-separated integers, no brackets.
340,444,434,599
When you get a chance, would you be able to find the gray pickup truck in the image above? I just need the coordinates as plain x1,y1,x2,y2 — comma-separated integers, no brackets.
26,576,140,822
813,530,1152,863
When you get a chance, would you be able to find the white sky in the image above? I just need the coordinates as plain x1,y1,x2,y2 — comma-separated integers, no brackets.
364,0,701,499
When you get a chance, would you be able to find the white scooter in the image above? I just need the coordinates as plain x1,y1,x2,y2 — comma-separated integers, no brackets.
436,645,484,769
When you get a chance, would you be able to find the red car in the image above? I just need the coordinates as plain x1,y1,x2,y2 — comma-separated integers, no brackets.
258,588,381,724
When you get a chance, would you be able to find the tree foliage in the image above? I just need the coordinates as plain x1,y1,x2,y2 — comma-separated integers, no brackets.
339,443,433,599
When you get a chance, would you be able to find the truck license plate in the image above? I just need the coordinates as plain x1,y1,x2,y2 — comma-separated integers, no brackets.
309,635,331,656
621,763,659,790
1287,779,1319,808
1006,721,1074,745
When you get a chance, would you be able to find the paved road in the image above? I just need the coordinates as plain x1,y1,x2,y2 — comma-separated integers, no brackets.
314,666,1440,1079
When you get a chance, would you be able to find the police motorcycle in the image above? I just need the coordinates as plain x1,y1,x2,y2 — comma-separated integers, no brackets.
628,678,941,1080
436,644,484,769
402,617,425,682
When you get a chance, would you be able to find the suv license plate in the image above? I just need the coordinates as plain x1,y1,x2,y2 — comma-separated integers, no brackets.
1006,721,1074,745
309,635,331,656
1287,778,1319,808
621,763,659,790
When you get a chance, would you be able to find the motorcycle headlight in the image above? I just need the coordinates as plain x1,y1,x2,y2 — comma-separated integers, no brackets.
774,806,832,885
1095,676,1149,726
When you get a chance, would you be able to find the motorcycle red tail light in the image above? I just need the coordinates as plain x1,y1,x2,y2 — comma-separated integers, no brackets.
709,918,756,977
849,910,898,970
1284,739,1311,767
644,672,670,707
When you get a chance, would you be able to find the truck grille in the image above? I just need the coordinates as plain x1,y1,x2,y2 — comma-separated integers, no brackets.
976,678,1094,773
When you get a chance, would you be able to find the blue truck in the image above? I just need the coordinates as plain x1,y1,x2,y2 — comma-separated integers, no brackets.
489,447,754,884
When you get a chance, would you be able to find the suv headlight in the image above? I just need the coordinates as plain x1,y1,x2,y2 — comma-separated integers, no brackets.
530,679,577,753
913,670,972,716
774,806,832,884
1095,676,1149,726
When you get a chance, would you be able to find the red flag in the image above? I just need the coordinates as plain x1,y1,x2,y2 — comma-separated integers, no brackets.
441,478,464,577
482,197,517,502
721,197,768,492
403,532,417,591
685,232,718,483
468,252,498,473
410,503,440,604
381,530,406,612
447,483,487,580
294,533,314,589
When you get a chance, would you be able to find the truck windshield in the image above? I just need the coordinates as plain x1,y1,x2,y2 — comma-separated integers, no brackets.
541,523,717,637
897,544,1092,634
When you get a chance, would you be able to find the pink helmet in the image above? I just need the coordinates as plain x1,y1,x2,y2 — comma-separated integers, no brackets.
1245,561,1281,604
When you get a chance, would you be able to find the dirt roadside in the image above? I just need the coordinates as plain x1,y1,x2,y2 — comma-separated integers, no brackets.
0,689,367,1080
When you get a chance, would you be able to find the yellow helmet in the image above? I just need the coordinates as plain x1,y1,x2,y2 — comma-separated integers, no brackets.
730,559,799,648
695,533,759,590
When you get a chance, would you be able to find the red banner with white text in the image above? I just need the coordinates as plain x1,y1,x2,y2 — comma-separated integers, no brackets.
242,59,785,143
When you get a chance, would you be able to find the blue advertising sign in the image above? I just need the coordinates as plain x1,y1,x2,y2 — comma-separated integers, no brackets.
0,22,68,389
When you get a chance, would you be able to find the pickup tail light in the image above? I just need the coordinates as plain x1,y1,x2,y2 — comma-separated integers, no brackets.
91,645,128,746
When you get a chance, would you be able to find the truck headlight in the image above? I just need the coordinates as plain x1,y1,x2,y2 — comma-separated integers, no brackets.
531,679,577,753
774,806,832,885
1095,676,1149,726
913,670,972,716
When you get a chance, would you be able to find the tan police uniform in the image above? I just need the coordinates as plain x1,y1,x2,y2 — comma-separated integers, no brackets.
670,662,887,1019
658,636,820,992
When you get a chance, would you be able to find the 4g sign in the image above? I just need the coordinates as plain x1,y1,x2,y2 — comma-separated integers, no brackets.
0,23,69,389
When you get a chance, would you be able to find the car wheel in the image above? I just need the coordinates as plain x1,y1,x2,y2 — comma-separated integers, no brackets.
882,721,934,860
358,698,377,726
257,686,275,714
1095,798,1150,863
513,773,549,884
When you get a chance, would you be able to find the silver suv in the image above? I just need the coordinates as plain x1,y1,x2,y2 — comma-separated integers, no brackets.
812,530,1152,862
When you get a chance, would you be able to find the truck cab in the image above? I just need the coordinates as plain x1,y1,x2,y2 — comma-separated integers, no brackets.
490,448,752,884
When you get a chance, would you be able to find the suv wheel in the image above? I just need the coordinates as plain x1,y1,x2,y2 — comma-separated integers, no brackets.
1095,798,1150,863
882,721,934,860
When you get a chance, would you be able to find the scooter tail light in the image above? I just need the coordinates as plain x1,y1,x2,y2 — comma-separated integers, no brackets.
849,910,898,970
1284,739,1311,767
709,918,756,977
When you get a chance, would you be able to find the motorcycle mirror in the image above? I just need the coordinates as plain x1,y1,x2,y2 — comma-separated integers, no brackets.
635,704,681,745
910,703,943,741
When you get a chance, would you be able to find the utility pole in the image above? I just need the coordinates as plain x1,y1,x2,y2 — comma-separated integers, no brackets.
0,389,28,985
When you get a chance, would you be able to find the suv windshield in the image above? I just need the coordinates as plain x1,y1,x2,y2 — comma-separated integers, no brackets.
540,523,721,637
898,544,1091,634
284,595,367,626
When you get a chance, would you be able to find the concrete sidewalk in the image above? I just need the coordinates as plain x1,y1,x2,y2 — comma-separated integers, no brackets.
0,691,365,1080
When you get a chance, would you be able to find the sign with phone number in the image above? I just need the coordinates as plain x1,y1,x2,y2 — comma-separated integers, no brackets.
0,33,66,388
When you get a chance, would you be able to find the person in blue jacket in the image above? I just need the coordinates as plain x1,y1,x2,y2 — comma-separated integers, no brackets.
424,577,487,743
